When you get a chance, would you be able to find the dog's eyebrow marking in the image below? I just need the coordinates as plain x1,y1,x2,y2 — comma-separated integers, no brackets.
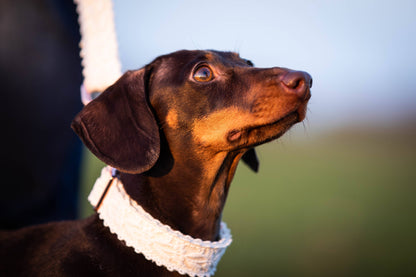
204,52,215,60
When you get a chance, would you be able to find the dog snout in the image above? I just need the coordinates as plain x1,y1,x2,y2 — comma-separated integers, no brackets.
281,70,312,99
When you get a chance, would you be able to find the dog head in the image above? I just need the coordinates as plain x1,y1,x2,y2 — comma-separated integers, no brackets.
72,50,311,174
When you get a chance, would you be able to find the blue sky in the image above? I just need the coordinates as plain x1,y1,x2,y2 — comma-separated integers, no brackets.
112,0,416,132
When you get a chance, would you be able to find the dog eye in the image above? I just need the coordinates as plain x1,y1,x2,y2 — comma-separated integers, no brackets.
193,66,214,82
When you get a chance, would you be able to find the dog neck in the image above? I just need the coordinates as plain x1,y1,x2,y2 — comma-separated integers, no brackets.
120,148,244,241
89,167,232,277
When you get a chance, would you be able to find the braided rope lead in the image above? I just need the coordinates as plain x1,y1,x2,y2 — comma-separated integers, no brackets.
74,0,122,105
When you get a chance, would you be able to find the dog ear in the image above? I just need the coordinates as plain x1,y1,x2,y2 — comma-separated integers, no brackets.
71,69,160,174
242,148,259,172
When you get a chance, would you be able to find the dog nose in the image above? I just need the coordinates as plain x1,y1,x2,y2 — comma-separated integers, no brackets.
281,70,312,98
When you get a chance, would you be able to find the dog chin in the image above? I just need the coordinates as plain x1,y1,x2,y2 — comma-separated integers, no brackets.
248,98,309,145
226,111,300,151
256,100,310,144
250,112,299,146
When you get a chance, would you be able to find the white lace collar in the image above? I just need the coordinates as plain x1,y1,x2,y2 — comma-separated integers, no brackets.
88,166,232,277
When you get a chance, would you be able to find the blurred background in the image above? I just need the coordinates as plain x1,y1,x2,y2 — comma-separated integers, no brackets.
2,0,415,276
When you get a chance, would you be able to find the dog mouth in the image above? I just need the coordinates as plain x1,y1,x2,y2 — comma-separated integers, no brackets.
227,102,307,149
227,112,298,148
247,111,299,146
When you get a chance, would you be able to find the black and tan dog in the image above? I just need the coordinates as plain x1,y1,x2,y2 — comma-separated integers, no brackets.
0,50,311,276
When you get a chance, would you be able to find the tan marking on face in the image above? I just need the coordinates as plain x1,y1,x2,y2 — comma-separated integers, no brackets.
201,152,228,181
204,52,215,60
191,107,267,148
165,109,179,129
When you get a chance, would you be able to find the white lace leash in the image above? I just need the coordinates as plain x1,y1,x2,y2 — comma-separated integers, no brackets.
74,0,122,104
88,167,232,277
